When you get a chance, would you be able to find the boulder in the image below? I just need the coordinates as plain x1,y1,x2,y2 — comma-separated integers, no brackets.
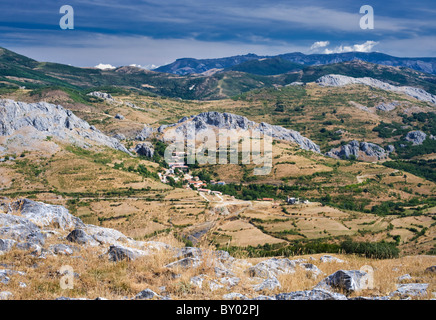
107,245,148,262
165,257,202,269
136,125,155,141
0,291,13,300
66,229,99,246
425,266,436,273
134,289,161,300
390,283,428,298
319,255,344,263
247,258,297,278
276,289,348,300
49,244,77,256
9,199,84,230
223,293,248,300
253,277,281,292
315,270,369,294
0,212,45,246
114,114,124,120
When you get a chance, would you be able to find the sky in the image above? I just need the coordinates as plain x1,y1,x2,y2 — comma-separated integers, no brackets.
1,0,435,69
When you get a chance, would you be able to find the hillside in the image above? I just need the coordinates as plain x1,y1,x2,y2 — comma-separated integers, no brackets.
0,47,435,301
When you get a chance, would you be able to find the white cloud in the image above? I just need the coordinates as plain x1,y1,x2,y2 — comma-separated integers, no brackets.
310,41,330,51
323,41,379,54
94,63,116,70
129,63,159,70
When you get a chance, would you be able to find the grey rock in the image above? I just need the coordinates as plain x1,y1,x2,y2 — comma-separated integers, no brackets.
135,142,154,158
390,283,428,298
397,274,412,282
136,125,155,141
247,258,297,278
114,114,124,120
0,239,16,253
326,140,387,160
190,275,207,288
350,296,390,300
317,75,436,104
0,212,45,246
107,245,148,262
376,102,398,112
0,291,13,300
164,112,320,153
405,130,427,145
87,91,114,101
165,257,202,269
253,277,281,291
113,133,126,141
66,229,99,246
0,99,129,154
49,244,77,256
386,145,395,153
219,276,240,288
209,280,224,291
250,295,276,300
223,293,248,300
319,255,344,263
299,263,323,278
134,289,161,300
425,266,436,273
9,199,84,230
315,270,369,294
56,296,89,300
276,289,348,300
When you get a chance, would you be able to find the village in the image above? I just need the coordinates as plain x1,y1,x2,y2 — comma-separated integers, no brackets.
157,151,310,205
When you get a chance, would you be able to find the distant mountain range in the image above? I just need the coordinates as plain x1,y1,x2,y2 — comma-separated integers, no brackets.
1,46,436,100
156,52,436,76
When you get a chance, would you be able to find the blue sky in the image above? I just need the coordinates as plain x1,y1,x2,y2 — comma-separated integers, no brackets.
1,0,435,68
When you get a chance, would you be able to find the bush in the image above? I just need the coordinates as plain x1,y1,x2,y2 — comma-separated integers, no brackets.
340,240,399,259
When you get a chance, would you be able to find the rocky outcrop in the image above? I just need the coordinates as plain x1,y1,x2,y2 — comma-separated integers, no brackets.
107,245,148,262
315,270,369,294
316,74,436,104
0,99,129,154
134,142,154,158
161,112,321,153
405,130,427,145
135,125,155,141
376,101,398,112
8,199,84,230
276,289,348,300
390,283,429,298
326,140,388,160
87,92,114,101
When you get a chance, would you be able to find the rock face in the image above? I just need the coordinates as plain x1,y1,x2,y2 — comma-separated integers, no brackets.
0,99,129,154
136,125,155,141
161,112,321,153
405,130,427,145
376,101,398,112
315,270,369,294
8,199,84,230
87,92,114,101
316,74,436,104
134,142,154,158
326,140,388,160
0,212,46,246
